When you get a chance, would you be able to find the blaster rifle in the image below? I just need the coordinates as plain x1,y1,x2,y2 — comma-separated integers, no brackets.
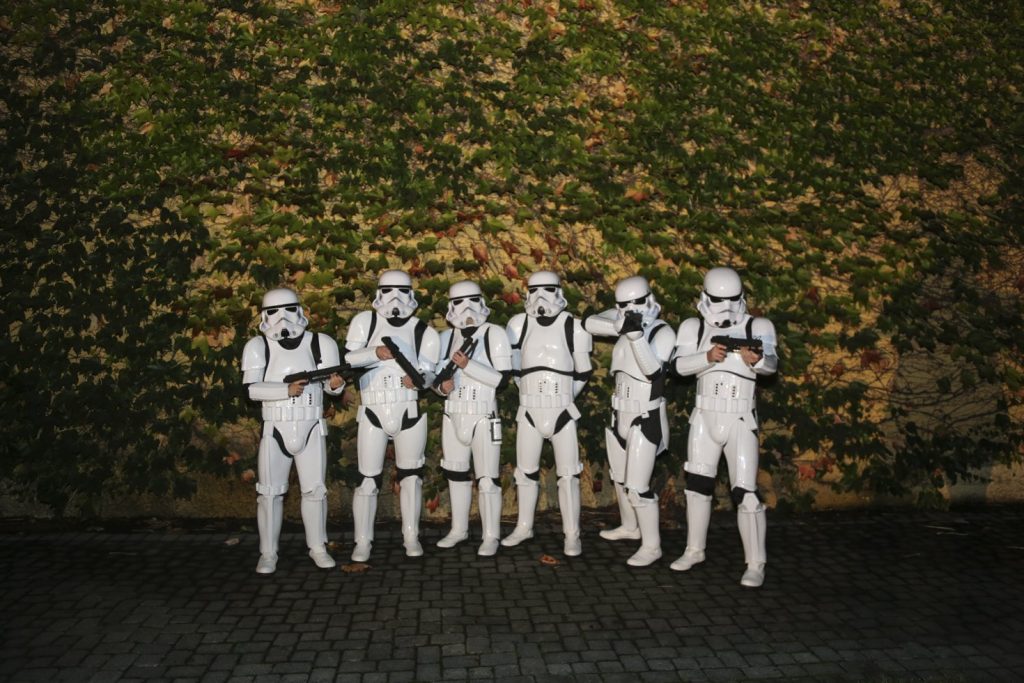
282,363,355,385
710,335,763,353
432,335,479,391
380,336,427,390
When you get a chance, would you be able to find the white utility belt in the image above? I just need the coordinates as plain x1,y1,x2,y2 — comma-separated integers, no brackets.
444,399,494,415
611,395,664,414
519,393,573,409
360,388,419,406
695,395,754,413
262,405,321,422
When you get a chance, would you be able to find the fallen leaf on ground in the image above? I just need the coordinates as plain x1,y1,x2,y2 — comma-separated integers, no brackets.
342,563,371,573
539,554,561,566
224,537,240,546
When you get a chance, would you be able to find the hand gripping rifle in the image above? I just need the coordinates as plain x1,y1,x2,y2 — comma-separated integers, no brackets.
432,335,479,391
282,363,356,385
380,336,427,390
710,335,764,353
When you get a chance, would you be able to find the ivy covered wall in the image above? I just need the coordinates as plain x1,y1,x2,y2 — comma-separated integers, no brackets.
2,0,1022,516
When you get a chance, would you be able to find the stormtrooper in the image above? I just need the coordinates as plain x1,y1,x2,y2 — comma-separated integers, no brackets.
344,270,440,561
241,288,345,574
583,276,675,566
671,267,778,587
502,271,593,556
433,281,512,556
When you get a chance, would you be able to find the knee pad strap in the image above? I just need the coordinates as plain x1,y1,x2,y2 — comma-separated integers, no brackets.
396,466,424,482
442,467,473,483
686,472,716,497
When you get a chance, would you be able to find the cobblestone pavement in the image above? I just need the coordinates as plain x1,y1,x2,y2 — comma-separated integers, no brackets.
2,508,1023,682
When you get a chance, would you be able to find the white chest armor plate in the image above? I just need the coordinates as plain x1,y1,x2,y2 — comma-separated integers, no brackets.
444,327,497,415
262,334,323,422
519,313,575,409
359,316,423,405
695,329,757,413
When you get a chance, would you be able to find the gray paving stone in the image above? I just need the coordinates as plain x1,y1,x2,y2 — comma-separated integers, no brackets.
2,509,1024,682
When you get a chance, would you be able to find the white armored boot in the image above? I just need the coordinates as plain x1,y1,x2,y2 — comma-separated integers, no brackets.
737,493,767,587
558,475,582,557
670,489,712,571
599,482,641,541
477,479,502,557
351,483,376,562
302,488,335,569
400,475,424,557
256,493,283,574
626,492,662,567
501,469,538,547
437,479,472,548
501,471,540,548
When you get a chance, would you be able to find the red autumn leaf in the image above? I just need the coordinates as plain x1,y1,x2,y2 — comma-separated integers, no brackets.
225,147,249,159
241,469,255,483
860,349,884,369
539,554,561,566
502,291,522,306
798,464,816,480
426,496,440,513
531,248,546,264
342,563,371,573
829,362,845,377
592,480,603,493
804,286,820,304
472,244,490,263
503,264,519,280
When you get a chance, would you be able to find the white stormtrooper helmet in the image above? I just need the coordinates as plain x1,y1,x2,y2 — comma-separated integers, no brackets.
524,270,567,318
697,267,747,329
446,280,490,330
259,288,308,341
372,269,417,319
614,275,661,328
